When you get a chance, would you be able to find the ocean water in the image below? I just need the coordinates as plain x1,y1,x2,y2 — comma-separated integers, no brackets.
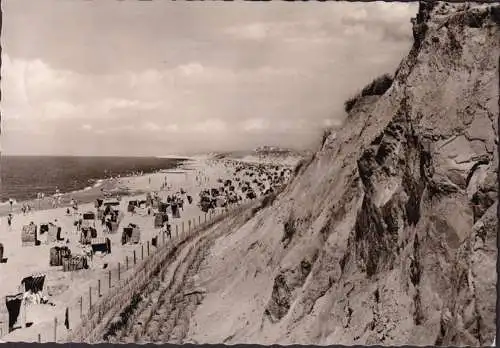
0,156,187,202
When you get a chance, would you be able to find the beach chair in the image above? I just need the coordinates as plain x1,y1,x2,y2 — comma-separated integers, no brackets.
5,293,23,332
97,208,104,221
158,202,168,213
49,246,71,266
171,204,180,219
130,227,141,244
79,228,93,245
62,255,88,272
21,224,38,247
46,224,63,243
154,213,167,228
83,211,95,220
121,227,131,245
21,274,46,294
39,224,49,235
91,237,111,254
122,224,140,245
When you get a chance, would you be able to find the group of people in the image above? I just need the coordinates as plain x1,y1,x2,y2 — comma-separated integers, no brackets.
66,199,80,216
101,204,119,233
21,202,33,215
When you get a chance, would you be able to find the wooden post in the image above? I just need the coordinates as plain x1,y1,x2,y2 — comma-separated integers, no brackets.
205,213,207,223
147,241,150,256
89,287,92,311
118,262,121,281
108,270,112,289
134,250,137,265
141,245,144,260
38,333,41,343
98,279,101,297
176,225,178,237
199,215,201,226
54,317,57,342
65,307,69,330
126,256,129,270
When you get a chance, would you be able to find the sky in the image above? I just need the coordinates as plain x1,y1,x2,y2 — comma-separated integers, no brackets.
1,0,418,157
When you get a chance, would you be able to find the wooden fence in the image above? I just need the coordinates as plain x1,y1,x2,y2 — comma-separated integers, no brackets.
25,201,255,343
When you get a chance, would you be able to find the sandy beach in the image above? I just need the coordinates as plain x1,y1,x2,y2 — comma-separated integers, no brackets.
0,156,293,342
0,158,231,340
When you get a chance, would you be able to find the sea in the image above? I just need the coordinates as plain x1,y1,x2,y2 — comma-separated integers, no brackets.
0,156,187,203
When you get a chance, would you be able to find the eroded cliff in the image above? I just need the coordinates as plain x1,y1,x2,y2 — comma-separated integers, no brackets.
187,2,498,346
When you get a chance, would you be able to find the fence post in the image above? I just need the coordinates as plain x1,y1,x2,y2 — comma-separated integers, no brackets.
126,256,129,270
176,225,178,237
108,270,112,289
205,213,207,223
98,279,101,297
147,241,150,256
199,215,201,226
118,262,121,281
89,286,92,311
141,245,144,260
134,250,137,265
54,317,57,343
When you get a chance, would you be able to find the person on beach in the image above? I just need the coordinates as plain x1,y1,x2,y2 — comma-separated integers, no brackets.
77,214,83,232
163,222,171,239
105,216,112,233
7,214,12,229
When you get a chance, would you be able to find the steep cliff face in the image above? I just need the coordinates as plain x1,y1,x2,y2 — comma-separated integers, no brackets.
187,2,498,346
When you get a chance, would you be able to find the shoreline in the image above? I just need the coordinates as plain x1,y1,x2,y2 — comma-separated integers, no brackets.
0,156,190,207
0,161,194,219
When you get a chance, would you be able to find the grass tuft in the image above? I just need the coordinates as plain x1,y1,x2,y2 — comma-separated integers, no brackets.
344,73,393,113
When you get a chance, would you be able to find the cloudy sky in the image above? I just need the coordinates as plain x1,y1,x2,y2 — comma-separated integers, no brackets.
1,0,417,157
